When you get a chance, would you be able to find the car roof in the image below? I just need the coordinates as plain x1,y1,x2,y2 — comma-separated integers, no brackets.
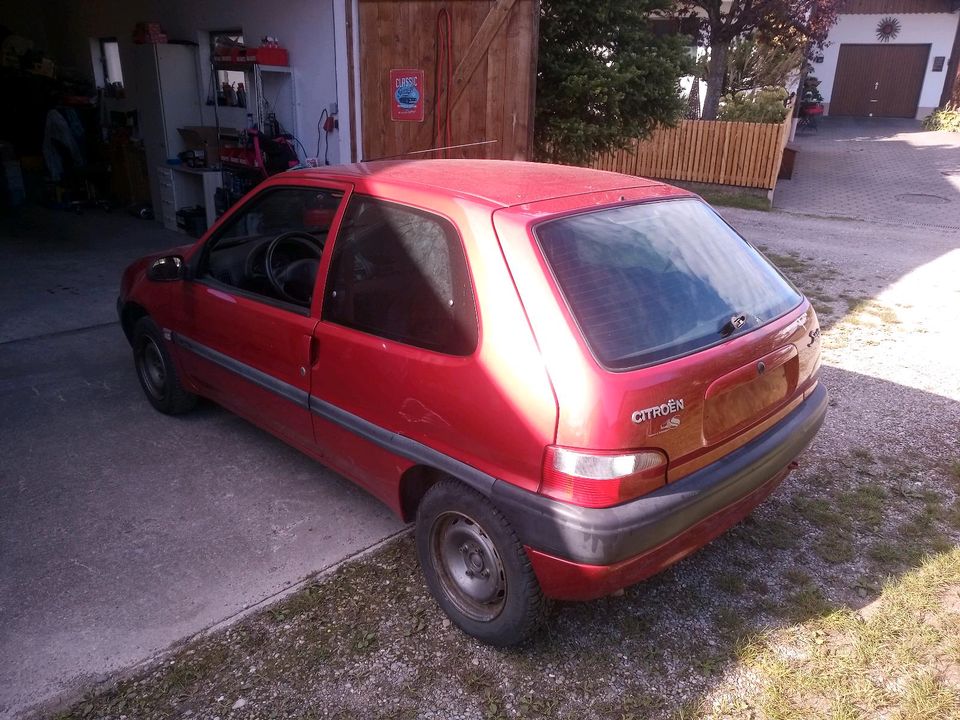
285,160,679,208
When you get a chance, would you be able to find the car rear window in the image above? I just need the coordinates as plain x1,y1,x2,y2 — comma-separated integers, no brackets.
535,199,802,370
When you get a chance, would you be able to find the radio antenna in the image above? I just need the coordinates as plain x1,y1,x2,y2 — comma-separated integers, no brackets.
363,139,498,162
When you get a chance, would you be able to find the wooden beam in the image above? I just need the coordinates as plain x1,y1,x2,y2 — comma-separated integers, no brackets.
839,0,952,13
444,0,518,115
525,0,540,159
940,8,960,107
345,0,358,162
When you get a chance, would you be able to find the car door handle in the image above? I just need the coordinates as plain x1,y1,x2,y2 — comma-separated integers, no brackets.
308,335,321,367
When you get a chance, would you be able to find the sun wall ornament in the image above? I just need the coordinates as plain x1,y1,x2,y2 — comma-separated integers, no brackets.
876,17,901,42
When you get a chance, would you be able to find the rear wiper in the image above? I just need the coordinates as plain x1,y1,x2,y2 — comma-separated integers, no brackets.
719,313,747,338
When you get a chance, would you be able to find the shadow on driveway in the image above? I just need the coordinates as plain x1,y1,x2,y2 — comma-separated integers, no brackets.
42,365,960,719
0,208,403,718
43,204,960,718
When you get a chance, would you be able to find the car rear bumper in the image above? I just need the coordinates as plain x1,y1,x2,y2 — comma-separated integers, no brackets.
523,464,791,600
490,383,828,600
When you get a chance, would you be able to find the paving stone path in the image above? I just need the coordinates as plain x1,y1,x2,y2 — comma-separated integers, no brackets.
775,117,960,230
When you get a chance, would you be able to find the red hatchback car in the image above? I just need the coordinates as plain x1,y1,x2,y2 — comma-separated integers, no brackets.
119,161,826,646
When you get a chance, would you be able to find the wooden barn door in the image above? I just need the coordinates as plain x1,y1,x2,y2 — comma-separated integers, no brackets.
352,0,539,161
830,44,930,117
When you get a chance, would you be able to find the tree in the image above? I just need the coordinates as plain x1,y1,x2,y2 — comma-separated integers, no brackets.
677,0,843,120
534,0,691,165
724,33,807,94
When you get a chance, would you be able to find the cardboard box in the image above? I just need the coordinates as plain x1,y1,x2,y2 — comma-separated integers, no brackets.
178,126,224,167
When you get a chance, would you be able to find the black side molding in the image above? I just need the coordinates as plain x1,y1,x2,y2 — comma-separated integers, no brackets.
172,333,310,409
171,331,497,497
308,395,496,496
168,330,826,566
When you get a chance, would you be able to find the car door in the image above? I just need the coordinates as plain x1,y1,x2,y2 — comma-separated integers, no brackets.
173,181,352,453
307,194,482,503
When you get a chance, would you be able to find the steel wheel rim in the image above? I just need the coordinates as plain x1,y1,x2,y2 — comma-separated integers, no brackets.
430,511,506,622
137,337,167,401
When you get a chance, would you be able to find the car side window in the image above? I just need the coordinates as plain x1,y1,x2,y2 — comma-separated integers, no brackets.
323,196,478,356
198,187,343,309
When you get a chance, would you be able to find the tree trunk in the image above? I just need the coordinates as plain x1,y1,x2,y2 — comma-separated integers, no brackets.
702,41,729,120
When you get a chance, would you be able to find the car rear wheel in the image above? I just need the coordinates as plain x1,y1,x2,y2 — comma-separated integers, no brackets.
133,317,197,415
415,479,546,646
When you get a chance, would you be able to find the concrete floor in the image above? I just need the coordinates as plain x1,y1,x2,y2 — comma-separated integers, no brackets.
774,117,960,230
0,208,403,718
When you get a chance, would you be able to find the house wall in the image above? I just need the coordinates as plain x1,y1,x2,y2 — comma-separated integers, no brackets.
818,11,960,118
14,0,348,164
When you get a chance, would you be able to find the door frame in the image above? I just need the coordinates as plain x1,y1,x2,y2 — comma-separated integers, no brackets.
169,178,355,449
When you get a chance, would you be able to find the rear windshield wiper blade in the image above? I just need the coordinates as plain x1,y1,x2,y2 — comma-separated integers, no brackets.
719,313,748,338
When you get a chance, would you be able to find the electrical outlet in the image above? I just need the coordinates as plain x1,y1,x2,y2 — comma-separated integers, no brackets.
328,102,338,116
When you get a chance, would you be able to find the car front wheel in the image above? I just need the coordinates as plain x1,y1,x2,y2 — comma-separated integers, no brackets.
133,316,197,415
415,479,546,646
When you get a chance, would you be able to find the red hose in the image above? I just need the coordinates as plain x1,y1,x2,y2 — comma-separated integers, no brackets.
435,8,453,158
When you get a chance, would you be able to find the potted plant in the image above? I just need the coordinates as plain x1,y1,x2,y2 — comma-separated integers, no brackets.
799,75,824,118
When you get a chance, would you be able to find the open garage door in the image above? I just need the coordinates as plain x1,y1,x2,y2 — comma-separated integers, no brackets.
830,44,930,117
348,0,538,162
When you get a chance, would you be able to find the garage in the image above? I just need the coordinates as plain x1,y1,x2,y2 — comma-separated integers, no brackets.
0,1,536,229
0,1,538,716
816,3,960,120
829,44,931,117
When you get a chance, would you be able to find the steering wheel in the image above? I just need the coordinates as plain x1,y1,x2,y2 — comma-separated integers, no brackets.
264,231,323,305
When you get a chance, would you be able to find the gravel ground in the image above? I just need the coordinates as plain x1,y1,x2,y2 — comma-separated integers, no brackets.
48,208,960,720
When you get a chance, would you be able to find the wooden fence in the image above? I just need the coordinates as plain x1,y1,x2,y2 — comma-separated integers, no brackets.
589,112,793,191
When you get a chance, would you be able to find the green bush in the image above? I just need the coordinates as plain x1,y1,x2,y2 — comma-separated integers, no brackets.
922,105,960,132
718,86,790,123
534,0,691,165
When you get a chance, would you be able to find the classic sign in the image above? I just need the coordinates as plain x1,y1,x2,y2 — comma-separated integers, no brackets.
390,68,425,122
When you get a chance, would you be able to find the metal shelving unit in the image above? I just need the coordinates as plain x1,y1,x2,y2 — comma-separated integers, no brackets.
208,59,299,218
212,60,297,139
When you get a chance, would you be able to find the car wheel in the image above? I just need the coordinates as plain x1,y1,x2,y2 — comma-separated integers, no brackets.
415,479,546,646
133,316,197,415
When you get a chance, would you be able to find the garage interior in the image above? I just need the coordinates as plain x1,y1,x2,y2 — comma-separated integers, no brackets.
0,0,537,232
0,1,537,716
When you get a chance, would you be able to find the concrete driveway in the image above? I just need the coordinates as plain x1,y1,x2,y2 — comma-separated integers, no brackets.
0,209,403,718
774,117,960,230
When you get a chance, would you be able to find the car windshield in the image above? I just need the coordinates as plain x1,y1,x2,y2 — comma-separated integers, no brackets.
535,198,802,370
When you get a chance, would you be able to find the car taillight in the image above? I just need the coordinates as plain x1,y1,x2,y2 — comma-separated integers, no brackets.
540,446,667,508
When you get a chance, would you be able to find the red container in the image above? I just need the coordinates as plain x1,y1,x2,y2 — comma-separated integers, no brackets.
133,22,167,44
213,47,243,64
251,47,289,66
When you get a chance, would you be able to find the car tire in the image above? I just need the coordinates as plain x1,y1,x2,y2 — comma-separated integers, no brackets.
132,316,197,415
415,479,546,647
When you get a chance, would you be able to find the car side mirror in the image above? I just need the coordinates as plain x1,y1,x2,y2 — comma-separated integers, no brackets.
147,255,188,282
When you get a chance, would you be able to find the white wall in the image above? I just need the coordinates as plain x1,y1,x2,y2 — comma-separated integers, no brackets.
817,11,960,117
31,0,345,163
